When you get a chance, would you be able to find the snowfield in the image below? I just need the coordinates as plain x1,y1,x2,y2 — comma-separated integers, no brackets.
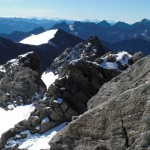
99,51,132,70
0,105,35,138
41,71,58,89
20,29,58,45
5,122,67,150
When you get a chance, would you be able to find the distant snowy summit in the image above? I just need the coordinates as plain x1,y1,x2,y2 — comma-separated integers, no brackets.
20,29,58,45
19,29,83,55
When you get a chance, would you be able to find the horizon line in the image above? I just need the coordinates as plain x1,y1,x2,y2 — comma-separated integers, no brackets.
0,16,149,24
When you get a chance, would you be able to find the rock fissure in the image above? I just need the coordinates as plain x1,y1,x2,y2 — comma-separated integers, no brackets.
120,110,129,148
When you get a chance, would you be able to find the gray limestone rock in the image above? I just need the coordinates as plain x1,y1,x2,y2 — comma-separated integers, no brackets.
50,55,150,150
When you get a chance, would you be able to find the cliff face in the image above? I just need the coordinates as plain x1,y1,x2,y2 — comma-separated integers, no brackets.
50,55,150,150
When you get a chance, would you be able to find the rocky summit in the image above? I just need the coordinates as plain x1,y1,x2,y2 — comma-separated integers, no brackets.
49,55,150,150
50,36,106,74
0,27,146,150
0,36,139,150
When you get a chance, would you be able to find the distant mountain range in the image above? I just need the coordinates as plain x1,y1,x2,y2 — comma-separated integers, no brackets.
106,38,150,55
1,18,150,43
0,17,150,150
0,17,150,57
0,27,45,42
50,18,150,43
0,17,74,34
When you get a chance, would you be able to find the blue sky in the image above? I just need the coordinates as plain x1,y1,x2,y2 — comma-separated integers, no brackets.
0,0,149,23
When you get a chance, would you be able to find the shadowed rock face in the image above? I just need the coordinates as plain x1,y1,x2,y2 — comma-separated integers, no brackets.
49,60,119,114
49,56,150,150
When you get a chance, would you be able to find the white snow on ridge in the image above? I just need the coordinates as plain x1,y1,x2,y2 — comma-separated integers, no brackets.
0,51,34,73
18,51,34,58
100,51,132,70
53,98,64,104
41,71,58,89
42,117,50,123
0,105,35,138
0,65,6,73
20,29,58,45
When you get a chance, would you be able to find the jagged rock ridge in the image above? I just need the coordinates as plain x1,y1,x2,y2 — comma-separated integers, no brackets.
0,40,137,149
50,36,106,73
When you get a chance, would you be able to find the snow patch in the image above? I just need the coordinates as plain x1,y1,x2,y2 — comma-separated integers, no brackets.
41,71,58,89
100,51,132,70
70,25,74,31
20,29,58,46
42,117,50,123
0,105,35,138
53,98,64,104
19,52,33,58
7,104,15,110
6,122,67,150
60,87,65,90
100,61,118,70
70,59,81,65
0,65,6,73
35,125,40,130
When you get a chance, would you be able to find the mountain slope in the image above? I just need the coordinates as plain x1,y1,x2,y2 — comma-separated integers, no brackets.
0,29,83,70
0,36,62,71
97,20,111,28
20,29,58,45
0,40,137,149
50,21,72,33
51,19,150,44
0,27,45,42
114,21,131,29
109,38,150,55
50,55,150,150
0,17,74,34
50,36,106,73
0,18,39,34
0,51,134,149
20,29,83,49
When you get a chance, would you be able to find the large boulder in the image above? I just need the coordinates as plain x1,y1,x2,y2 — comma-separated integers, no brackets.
49,55,150,150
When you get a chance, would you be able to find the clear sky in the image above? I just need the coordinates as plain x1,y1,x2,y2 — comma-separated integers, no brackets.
0,0,149,23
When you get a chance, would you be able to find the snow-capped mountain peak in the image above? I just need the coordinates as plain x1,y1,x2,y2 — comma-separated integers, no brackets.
20,29,58,45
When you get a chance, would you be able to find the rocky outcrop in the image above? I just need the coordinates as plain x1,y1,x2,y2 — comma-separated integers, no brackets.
0,52,127,149
50,55,150,150
0,38,138,149
50,36,106,74
49,60,119,114
0,52,46,109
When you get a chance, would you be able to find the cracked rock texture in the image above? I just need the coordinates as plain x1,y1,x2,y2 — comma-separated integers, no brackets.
50,55,150,150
